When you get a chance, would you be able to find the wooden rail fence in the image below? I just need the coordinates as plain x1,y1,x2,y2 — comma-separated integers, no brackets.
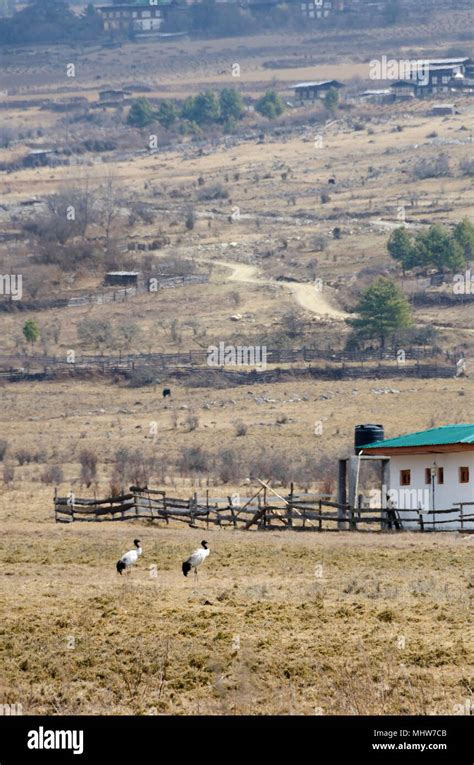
53,485,474,532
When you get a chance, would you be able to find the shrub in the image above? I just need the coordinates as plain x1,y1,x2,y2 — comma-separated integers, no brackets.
459,158,474,177
128,368,156,387
113,447,157,486
41,465,64,484
412,153,450,179
3,460,14,485
185,208,195,231
184,413,199,432
217,448,242,483
79,448,98,487
197,183,229,201
0,439,8,461
77,318,114,350
235,421,247,436
178,446,211,475
15,449,33,465
255,89,284,119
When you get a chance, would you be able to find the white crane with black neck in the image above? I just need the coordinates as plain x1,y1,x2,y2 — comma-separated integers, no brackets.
116,539,142,575
182,540,210,579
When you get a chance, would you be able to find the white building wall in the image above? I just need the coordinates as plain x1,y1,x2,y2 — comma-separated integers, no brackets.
388,452,474,530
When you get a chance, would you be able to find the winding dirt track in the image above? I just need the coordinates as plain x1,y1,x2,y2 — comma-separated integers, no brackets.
207,258,349,320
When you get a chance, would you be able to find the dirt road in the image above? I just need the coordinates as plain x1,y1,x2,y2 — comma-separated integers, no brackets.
207,257,349,320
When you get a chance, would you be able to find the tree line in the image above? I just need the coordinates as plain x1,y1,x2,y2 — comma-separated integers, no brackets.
0,0,102,45
387,220,474,275
126,89,285,131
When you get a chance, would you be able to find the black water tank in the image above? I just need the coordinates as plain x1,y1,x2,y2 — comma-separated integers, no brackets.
355,424,384,454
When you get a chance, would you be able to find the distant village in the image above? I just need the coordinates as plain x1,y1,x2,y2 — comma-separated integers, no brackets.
294,56,474,106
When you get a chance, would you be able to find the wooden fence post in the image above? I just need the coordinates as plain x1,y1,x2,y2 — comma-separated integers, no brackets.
288,482,294,528
418,510,424,532
337,458,348,530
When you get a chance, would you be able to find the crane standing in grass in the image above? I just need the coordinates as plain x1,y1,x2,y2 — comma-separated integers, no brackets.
116,539,142,575
182,540,210,579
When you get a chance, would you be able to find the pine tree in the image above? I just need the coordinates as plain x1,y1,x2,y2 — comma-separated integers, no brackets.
348,277,412,350
387,227,416,274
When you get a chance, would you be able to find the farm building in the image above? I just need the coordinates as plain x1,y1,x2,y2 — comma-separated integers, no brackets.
22,149,55,168
359,88,392,104
360,424,474,530
104,271,141,287
98,89,129,104
390,80,417,100
298,0,336,19
431,103,455,115
390,57,474,99
97,2,168,34
293,80,344,104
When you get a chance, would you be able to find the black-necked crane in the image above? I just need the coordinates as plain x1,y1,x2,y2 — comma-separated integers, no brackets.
182,540,210,578
116,539,142,575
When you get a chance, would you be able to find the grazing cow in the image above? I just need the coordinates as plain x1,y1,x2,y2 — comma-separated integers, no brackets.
163,387,171,398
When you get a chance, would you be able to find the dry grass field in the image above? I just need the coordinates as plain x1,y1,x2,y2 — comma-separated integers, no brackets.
1,12,473,719
1,375,473,716
1,518,473,715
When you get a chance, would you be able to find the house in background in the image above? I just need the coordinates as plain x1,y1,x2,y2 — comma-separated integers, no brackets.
98,89,129,105
359,88,392,104
390,79,417,100
293,80,344,104
391,57,473,100
104,271,142,288
299,0,335,20
361,424,474,530
97,1,182,36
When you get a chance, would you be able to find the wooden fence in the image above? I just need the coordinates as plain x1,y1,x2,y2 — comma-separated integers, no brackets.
54,485,474,532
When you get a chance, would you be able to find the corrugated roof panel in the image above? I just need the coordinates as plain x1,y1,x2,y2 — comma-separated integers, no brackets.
363,424,474,449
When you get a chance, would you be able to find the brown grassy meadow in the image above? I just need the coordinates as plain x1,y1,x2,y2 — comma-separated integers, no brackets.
1,16,473,718
1,516,473,716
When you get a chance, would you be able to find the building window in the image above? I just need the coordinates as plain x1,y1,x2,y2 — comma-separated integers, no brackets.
432,76,438,84
438,467,444,485
459,466,470,483
400,469,411,486
425,468,431,485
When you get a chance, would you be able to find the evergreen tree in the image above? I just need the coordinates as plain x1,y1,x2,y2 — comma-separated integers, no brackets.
255,89,284,119
387,227,416,274
157,99,178,130
219,88,245,122
348,277,412,350
127,98,156,128
415,224,465,273
23,319,40,345
453,218,474,262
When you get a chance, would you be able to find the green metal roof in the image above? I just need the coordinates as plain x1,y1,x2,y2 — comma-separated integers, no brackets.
362,424,474,449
